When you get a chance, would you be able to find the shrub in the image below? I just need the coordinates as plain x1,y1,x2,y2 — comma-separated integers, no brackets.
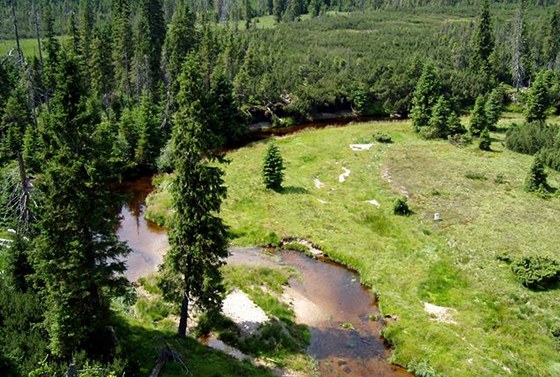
393,197,411,216
505,121,558,156
465,171,487,180
511,256,560,290
373,132,393,143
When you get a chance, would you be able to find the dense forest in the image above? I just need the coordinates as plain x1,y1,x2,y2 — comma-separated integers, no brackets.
1,0,560,375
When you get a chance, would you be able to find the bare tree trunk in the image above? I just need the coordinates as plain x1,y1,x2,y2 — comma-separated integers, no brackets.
10,0,23,63
32,0,44,67
178,273,189,336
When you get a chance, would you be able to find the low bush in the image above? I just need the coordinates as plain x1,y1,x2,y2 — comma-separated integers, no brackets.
511,256,560,290
393,197,411,216
373,132,393,143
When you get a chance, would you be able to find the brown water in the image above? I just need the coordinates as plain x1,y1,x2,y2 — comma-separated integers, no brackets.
116,179,412,376
116,177,169,281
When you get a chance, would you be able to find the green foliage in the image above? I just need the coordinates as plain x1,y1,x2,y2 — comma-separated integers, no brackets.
262,143,285,191
411,64,440,132
159,53,229,336
485,86,503,130
426,96,451,139
392,196,411,216
373,132,393,143
525,154,549,192
472,0,494,73
478,127,491,151
505,121,558,156
511,256,560,290
469,95,487,137
526,70,551,123
464,171,487,180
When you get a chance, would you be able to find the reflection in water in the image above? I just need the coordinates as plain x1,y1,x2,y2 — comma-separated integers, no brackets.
116,177,169,282
117,179,411,376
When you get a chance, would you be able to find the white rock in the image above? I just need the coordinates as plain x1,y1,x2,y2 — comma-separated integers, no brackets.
349,143,374,151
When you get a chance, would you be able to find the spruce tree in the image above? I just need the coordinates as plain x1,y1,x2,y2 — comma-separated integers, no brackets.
159,54,229,337
485,86,503,130
470,95,488,137
526,70,550,123
112,0,134,98
33,50,130,358
133,0,166,97
410,64,440,133
543,9,560,69
210,71,247,146
479,127,491,151
525,153,548,192
472,0,494,72
447,111,466,136
428,95,451,139
262,143,285,191
162,0,197,96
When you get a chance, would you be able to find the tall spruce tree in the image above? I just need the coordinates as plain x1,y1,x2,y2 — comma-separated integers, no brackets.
526,70,551,123
473,0,494,72
512,0,528,89
525,153,548,192
428,95,451,139
112,0,134,98
410,64,440,132
160,54,229,336
543,9,560,69
133,0,166,98
33,50,130,358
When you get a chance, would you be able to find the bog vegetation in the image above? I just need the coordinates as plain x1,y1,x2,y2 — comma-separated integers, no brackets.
1,0,560,376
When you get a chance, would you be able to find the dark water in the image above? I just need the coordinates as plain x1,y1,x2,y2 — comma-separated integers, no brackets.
116,177,169,281
116,179,412,376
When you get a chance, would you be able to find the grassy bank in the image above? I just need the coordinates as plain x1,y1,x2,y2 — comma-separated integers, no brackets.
146,119,560,376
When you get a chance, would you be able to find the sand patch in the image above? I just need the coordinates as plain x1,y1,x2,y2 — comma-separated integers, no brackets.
281,286,325,325
423,302,457,324
222,289,269,335
339,167,351,182
349,143,374,151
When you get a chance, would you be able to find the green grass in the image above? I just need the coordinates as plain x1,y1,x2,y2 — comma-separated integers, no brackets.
0,36,68,58
146,119,560,376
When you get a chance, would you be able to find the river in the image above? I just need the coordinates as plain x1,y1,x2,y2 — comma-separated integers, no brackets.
116,177,412,377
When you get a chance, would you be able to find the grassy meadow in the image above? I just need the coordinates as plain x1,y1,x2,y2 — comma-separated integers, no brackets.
146,119,560,376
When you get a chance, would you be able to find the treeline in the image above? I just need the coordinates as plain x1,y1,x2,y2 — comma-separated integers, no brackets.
0,0,243,375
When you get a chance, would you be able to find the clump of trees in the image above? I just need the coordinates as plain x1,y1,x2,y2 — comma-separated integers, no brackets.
262,143,285,191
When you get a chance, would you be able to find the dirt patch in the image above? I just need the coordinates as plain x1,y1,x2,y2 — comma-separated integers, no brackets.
423,302,457,324
381,166,410,198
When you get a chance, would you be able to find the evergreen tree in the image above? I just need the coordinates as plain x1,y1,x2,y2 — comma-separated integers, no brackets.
410,64,440,132
112,0,134,98
262,143,285,191
42,4,60,104
162,0,197,96
133,0,166,97
33,50,130,359
447,111,466,136
543,9,560,69
485,86,503,130
90,27,114,108
472,0,494,72
470,95,487,137
525,153,548,192
210,71,247,146
526,70,550,123
428,95,451,139
0,84,33,163
479,127,491,151
160,54,229,336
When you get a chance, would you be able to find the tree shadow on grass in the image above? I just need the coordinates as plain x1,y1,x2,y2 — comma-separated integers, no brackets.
281,186,309,194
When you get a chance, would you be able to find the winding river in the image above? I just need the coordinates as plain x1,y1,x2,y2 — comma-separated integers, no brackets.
117,177,412,377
